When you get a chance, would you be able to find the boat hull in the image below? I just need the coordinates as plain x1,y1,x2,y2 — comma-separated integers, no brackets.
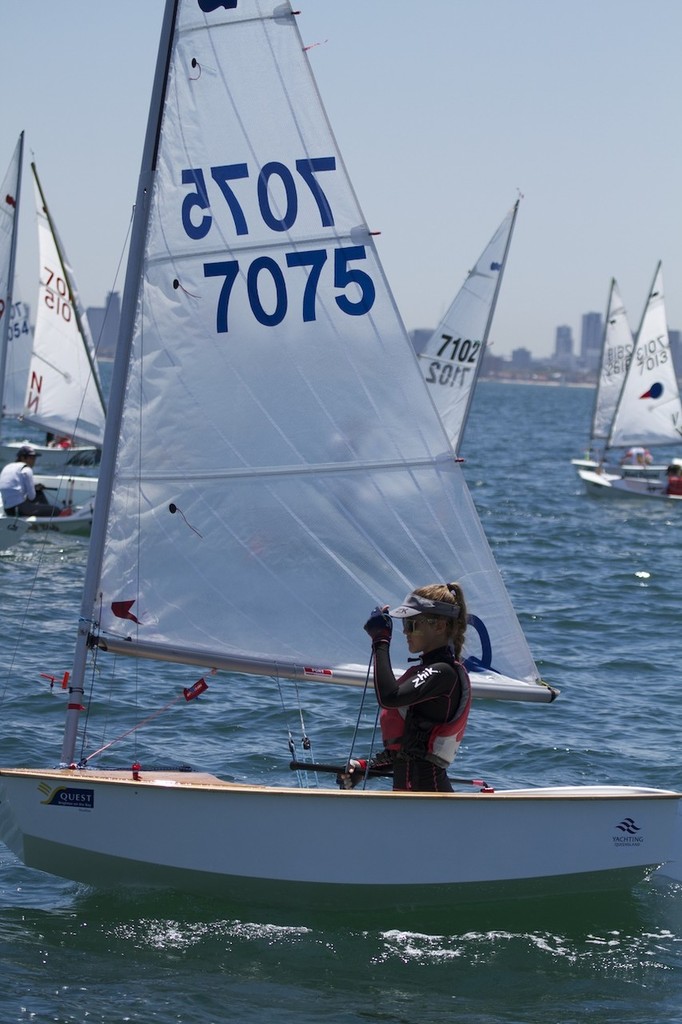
0,442,100,470
0,768,678,918
578,469,682,501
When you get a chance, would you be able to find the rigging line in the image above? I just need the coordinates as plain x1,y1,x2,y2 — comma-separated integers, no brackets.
79,690,188,765
346,652,374,769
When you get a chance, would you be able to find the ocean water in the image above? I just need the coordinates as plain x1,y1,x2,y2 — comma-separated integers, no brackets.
2,379,682,1024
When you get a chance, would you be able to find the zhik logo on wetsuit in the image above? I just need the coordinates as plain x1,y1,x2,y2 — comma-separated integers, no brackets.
412,666,437,689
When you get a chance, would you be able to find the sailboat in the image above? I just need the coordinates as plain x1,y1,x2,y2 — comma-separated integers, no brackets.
0,157,102,539
578,263,682,500
0,0,679,915
417,200,519,454
0,162,107,474
0,134,31,549
571,278,634,473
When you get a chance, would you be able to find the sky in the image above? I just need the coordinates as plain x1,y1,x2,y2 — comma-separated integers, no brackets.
3,0,682,357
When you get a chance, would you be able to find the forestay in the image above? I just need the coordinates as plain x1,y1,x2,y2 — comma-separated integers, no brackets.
417,201,518,454
608,263,682,450
84,0,548,703
24,167,106,446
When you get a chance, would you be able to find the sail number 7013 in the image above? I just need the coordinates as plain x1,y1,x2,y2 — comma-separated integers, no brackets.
180,157,376,331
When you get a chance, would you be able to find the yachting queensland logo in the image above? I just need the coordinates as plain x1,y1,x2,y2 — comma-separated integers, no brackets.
38,782,94,809
612,816,644,846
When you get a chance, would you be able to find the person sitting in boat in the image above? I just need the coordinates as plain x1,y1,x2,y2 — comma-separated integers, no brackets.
341,583,471,793
47,434,73,449
666,464,682,496
621,446,653,466
0,444,62,518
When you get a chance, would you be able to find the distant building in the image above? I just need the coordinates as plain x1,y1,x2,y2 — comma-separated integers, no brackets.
580,311,603,370
553,325,574,370
87,291,121,359
511,347,532,370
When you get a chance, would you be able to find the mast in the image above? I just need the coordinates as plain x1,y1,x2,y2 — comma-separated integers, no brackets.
588,277,616,452
0,132,24,436
61,0,179,765
30,161,107,421
458,197,520,455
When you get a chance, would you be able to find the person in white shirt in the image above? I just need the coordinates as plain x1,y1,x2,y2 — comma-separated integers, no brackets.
0,444,61,517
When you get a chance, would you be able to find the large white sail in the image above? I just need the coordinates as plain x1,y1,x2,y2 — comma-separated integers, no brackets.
69,0,548,733
589,279,633,444
608,263,682,450
23,166,106,446
417,200,519,453
0,134,28,420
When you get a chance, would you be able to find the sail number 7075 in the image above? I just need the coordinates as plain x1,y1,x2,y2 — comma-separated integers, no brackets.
180,157,376,331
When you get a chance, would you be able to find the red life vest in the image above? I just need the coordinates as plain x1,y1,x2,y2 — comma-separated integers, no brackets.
380,661,471,768
668,477,682,496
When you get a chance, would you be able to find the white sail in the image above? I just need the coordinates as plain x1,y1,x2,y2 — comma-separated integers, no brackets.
608,263,682,450
23,166,106,446
589,279,633,444
417,201,519,453
0,135,28,420
68,0,547,731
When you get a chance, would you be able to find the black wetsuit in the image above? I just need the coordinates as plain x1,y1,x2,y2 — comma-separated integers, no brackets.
372,642,469,792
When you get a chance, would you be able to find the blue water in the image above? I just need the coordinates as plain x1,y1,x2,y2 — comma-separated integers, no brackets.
2,380,682,1024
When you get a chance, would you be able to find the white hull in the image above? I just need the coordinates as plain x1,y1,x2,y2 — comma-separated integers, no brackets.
0,515,31,550
578,468,682,501
25,503,93,536
0,768,678,918
571,457,671,479
34,472,98,509
0,441,100,471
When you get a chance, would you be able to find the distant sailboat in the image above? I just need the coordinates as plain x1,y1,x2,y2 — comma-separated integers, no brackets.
571,278,634,472
417,200,519,454
578,263,682,499
0,163,107,472
0,153,99,537
0,1,679,916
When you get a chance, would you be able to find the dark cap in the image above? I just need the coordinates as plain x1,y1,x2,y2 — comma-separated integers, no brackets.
17,444,39,458
388,591,460,620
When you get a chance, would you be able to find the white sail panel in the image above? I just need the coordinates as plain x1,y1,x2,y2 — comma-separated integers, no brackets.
608,263,682,449
0,137,27,419
24,173,105,445
417,202,518,453
94,0,541,693
590,280,633,442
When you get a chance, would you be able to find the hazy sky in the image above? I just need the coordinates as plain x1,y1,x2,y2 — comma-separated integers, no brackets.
4,0,682,356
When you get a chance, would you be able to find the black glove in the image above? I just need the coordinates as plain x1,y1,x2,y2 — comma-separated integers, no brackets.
336,758,367,790
363,605,393,644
